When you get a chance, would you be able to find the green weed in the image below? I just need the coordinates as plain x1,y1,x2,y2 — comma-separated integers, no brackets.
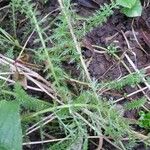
0,0,149,149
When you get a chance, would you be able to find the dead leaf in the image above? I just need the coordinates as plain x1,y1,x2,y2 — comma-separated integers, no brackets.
81,38,94,51
12,70,27,89
16,53,43,71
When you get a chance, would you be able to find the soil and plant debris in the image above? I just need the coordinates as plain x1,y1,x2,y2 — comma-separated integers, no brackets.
0,0,150,150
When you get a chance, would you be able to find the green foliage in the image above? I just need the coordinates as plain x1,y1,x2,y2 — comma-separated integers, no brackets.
116,0,142,17
124,97,146,110
116,0,137,8
85,2,118,32
102,102,130,139
31,91,131,140
0,0,148,149
50,140,73,150
50,137,87,150
106,72,143,90
139,111,150,129
107,43,118,55
0,27,20,54
12,0,37,23
14,84,51,111
0,100,22,150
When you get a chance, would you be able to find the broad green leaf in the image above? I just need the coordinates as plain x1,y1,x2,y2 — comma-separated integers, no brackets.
0,100,22,150
116,0,137,8
121,0,142,17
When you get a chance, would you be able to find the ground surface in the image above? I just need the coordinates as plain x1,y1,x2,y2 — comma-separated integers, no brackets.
0,0,150,149
73,0,150,120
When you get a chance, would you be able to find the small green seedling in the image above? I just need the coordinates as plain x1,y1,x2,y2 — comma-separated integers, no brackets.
138,111,150,129
116,0,142,17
